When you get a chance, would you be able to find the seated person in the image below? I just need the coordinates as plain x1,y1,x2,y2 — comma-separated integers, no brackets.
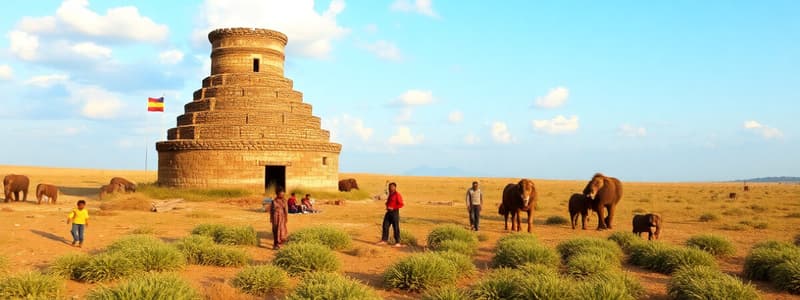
301,194,319,213
287,193,301,214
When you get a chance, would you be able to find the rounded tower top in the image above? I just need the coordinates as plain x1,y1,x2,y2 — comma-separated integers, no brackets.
208,28,289,76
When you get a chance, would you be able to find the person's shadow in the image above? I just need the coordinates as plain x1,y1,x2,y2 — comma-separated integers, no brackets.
30,229,68,244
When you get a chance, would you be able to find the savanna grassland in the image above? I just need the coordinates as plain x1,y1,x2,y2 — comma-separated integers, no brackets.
1,165,800,299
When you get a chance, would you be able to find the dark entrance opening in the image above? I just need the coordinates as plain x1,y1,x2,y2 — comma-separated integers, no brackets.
253,58,260,72
264,165,285,192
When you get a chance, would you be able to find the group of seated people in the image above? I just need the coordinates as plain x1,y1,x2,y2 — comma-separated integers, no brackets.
288,193,319,214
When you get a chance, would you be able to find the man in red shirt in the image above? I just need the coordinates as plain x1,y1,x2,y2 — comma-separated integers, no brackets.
377,182,404,247
287,193,301,214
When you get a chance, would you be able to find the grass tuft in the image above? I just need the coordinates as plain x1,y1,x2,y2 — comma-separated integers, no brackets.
138,183,253,202
685,234,736,257
105,235,185,272
770,259,800,294
273,243,341,275
608,231,643,252
668,266,759,300
698,213,719,222
174,235,250,267
79,253,137,283
0,272,63,299
191,224,258,246
743,241,800,280
287,272,379,300
434,251,476,276
383,252,458,291
421,285,470,300
628,242,717,274
556,237,624,263
290,187,372,201
86,273,199,300
544,215,569,225
231,265,289,296
389,229,419,247
48,253,91,280
492,235,558,269
288,226,352,250
565,254,617,279
426,225,478,254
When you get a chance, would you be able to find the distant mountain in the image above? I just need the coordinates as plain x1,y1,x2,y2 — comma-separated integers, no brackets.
734,177,800,183
403,166,471,177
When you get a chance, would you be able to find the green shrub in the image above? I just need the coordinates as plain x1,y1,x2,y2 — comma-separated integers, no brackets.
607,231,642,252
686,234,735,257
422,285,470,300
86,273,199,300
383,252,458,291
174,235,249,267
518,274,573,300
287,272,379,300
130,226,157,235
138,183,252,202
556,237,623,263
434,239,477,255
698,213,719,222
427,225,478,254
565,254,617,278
497,233,538,244
471,268,526,300
231,265,289,296
79,253,137,283
572,280,634,300
48,253,91,280
587,271,645,299
0,272,63,299
434,251,476,276
771,259,800,294
105,235,184,272
492,238,558,268
273,243,341,275
628,242,717,274
389,229,419,247
545,215,569,225
288,226,352,250
667,266,759,300
190,224,258,246
744,241,800,280
517,263,559,278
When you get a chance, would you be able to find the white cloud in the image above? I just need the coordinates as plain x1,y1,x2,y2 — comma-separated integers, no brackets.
361,40,402,61
196,0,348,59
70,42,111,59
534,86,569,109
619,124,647,137
328,114,373,142
491,122,514,144
364,23,378,34
464,133,480,145
395,89,434,106
448,111,463,124
8,30,39,61
0,65,12,80
19,0,168,42
532,115,579,134
159,49,184,65
391,0,438,18
395,108,413,123
388,126,424,145
743,120,783,139
68,85,124,119
24,74,70,87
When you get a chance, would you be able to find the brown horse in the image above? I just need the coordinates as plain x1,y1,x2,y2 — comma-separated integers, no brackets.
499,179,537,233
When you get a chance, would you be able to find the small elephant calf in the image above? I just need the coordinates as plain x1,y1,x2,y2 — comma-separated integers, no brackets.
632,213,662,240
568,193,592,230
36,183,59,204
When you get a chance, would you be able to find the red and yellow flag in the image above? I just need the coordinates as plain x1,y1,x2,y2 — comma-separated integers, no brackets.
147,97,164,112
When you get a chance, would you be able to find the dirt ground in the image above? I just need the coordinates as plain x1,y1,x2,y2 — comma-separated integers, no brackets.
1,165,800,299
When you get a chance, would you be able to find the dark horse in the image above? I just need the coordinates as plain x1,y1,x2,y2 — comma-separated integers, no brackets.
498,179,537,233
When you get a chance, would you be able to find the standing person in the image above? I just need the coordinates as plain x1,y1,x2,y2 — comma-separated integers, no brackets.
377,182,404,247
268,189,289,250
66,200,89,247
466,181,483,231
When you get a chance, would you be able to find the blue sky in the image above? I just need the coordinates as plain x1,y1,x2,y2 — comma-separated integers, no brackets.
0,0,797,181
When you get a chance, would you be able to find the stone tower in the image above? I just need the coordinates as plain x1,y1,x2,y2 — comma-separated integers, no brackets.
156,28,341,191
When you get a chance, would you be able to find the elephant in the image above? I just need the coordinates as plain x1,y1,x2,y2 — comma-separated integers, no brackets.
99,183,125,200
3,174,30,202
338,178,359,192
568,193,593,230
110,177,136,193
632,213,662,240
499,179,537,233
36,184,59,204
583,173,623,230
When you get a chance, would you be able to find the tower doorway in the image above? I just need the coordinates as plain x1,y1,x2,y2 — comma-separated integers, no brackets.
264,165,286,192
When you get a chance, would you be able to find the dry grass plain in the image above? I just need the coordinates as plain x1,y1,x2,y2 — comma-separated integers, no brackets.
1,165,800,299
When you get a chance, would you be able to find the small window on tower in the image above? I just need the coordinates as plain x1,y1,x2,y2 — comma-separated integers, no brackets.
253,58,260,72
322,157,328,166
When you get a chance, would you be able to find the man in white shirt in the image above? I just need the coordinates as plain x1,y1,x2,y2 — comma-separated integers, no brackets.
466,181,483,231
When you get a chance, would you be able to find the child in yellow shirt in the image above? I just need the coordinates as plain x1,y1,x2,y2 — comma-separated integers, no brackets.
67,200,89,247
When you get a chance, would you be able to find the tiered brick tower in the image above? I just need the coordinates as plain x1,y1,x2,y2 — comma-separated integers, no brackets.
156,28,341,191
